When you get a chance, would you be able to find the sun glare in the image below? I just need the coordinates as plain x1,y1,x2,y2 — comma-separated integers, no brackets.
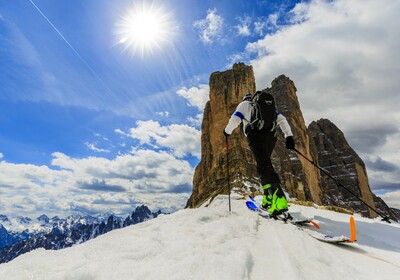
116,2,177,56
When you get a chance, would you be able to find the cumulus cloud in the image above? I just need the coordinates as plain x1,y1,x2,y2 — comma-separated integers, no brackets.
0,161,69,189
380,190,400,209
176,84,209,111
187,114,204,127
345,124,399,154
0,160,72,216
0,150,194,217
79,179,127,192
364,155,400,204
365,156,399,173
129,120,201,158
244,0,400,193
52,149,194,196
193,8,224,44
0,152,3,159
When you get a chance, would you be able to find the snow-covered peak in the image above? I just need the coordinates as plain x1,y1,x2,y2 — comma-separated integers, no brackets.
0,212,123,235
0,195,399,279
17,216,31,225
96,211,116,223
0,215,9,223
79,215,97,225
36,215,50,224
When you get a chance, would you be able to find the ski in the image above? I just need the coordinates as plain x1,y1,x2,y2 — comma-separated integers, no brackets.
245,196,319,228
304,216,357,244
245,196,357,244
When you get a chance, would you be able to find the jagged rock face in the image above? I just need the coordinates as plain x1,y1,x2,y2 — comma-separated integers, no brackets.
308,119,378,217
266,76,322,204
373,195,399,222
187,64,321,208
187,63,396,220
388,207,400,221
0,225,15,250
186,63,259,208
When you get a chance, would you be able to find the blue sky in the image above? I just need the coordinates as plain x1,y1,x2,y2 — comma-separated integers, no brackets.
1,0,399,217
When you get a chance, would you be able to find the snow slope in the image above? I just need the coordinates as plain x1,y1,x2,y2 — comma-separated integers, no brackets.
0,195,399,280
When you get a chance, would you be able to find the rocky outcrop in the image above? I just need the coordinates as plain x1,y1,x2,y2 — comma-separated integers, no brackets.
389,207,400,221
187,63,396,220
267,76,322,204
186,63,259,208
373,195,399,221
186,67,323,209
308,119,377,217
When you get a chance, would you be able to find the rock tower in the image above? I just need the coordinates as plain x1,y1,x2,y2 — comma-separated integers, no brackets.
187,63,397,220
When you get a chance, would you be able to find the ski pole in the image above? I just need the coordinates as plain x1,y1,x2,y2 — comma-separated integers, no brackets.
293,148,392,223
226,135,232,212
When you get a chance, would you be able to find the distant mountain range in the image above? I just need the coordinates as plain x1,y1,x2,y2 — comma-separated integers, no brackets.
0,205,163,264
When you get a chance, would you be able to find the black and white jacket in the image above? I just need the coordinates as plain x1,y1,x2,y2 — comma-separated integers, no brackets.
224,100,293,137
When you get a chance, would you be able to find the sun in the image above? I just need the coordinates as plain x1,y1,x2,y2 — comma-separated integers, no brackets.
116,2,177,56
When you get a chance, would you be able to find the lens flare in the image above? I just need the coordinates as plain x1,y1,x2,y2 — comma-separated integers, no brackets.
116,2,177,57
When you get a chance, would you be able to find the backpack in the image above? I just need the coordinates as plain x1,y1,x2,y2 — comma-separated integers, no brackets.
246,91,277,133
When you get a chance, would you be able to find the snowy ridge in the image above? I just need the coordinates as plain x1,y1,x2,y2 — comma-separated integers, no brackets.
0,213,120,234
0,195,399,280
0,213,117,251
0,206,161,263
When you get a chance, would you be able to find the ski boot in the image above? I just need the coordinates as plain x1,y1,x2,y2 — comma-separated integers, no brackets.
260,184,273,211
268,188,289,219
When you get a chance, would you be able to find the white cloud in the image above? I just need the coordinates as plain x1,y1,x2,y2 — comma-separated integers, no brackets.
94,133,109,141
193,8,224,44
129,120,201,158
156,111,170,117
0,149,194,217
52,150,193,192
0,160,72,217
244,0,400,193
187,114,204,127
266,13,279,29
380,190,400,210
236,16,251,37
176,84,209,111
254,21,266,36
0,161,69,190
115,128,128,137
85,142,110,153
0,153,3,159
253,14,279,36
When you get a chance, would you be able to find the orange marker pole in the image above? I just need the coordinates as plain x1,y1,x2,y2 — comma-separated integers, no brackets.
349,216,357,242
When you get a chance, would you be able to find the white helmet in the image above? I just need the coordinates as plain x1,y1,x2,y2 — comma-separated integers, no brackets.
243,93,252,101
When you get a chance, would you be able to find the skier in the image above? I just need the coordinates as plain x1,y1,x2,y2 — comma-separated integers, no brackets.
224,92,295,217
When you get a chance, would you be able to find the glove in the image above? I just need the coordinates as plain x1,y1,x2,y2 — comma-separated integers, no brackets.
223,129,230,138
285,136,295,150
